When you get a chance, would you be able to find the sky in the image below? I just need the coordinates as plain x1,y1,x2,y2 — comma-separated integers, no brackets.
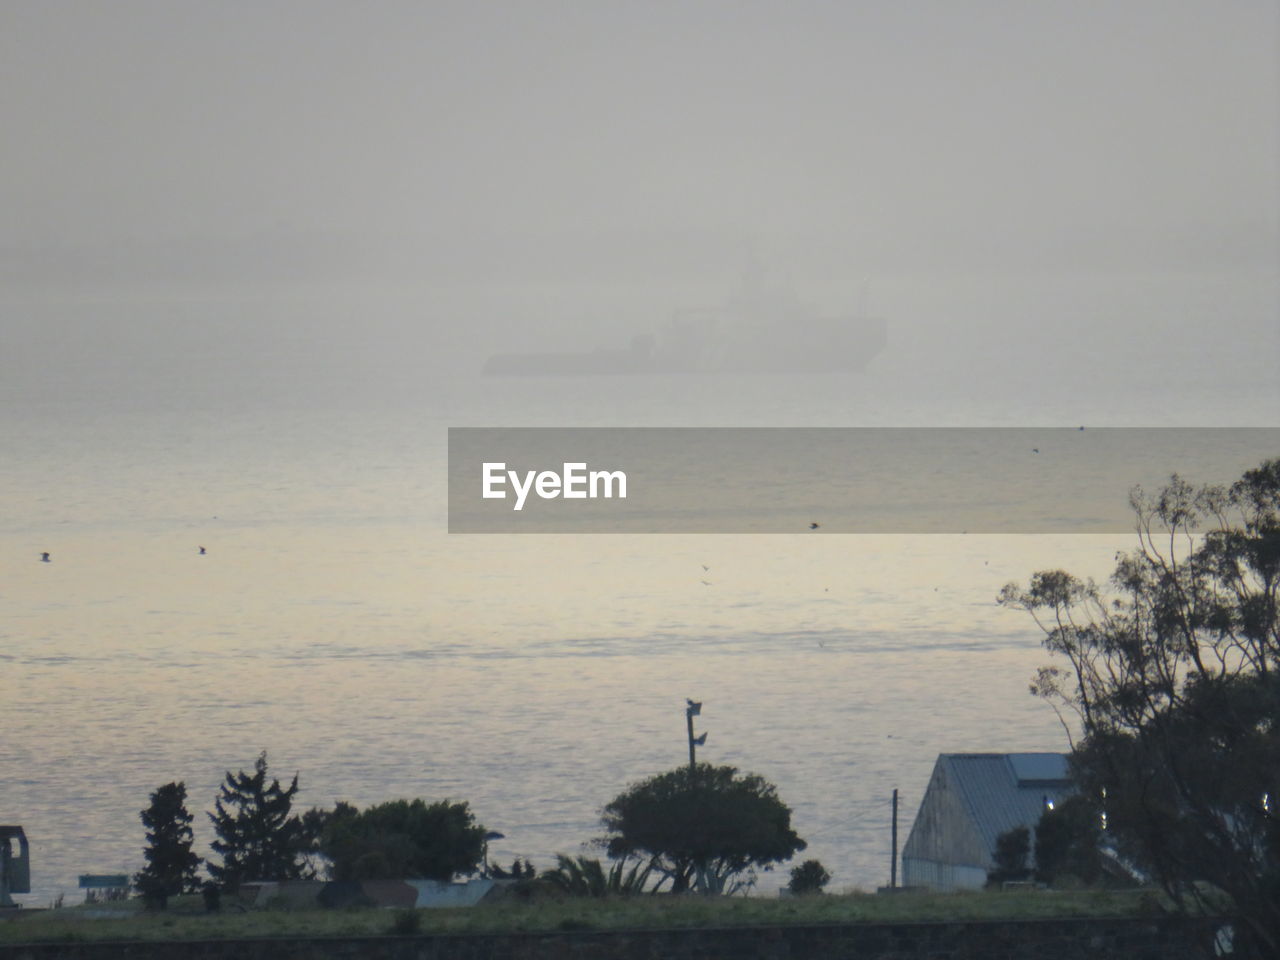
1,0,1277,388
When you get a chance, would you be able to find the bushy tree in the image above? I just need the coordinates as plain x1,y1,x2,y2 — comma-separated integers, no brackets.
1033,795,1105,887
207,751,308,890
787,859,831,895
601,763,805,894
986,826,1031,887
320,798,486,882
485,857,537,880
134,781,201,908
300,801,357,878
510,858,536,880
1000,459,1280,957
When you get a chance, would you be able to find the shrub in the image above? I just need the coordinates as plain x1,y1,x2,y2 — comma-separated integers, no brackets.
390,909,421,935
787,859,831,895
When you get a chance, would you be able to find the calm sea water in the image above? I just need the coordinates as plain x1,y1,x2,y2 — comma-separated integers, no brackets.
3,332,1277,904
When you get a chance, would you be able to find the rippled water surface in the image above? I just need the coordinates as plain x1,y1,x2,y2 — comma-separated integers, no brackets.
2,361,1274,903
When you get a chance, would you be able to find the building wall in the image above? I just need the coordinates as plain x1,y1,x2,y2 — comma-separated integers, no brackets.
901,856,988,890
901,760,990,887
237,879,496,910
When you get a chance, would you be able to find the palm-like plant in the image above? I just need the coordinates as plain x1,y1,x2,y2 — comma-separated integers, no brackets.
540,854,661,897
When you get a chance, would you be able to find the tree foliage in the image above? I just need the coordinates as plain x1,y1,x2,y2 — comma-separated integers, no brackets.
787,859,831,895
1000,459,1280,957
601,763,805,894
319,798,487,882
207,751,308,890
299,801,357,878
486,857,537,880
539,854,657,897
986,826,1031,888
134,781,201,908
1033,795,1106,887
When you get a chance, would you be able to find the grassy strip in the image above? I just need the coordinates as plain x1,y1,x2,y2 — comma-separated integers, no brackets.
0,888,1164,944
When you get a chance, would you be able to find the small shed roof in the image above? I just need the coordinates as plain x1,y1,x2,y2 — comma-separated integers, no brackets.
939,753,1072,856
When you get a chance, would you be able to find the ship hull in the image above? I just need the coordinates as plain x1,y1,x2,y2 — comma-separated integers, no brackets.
483,317,887,376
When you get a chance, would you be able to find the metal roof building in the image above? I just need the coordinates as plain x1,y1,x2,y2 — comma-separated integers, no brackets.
901,753,1072,890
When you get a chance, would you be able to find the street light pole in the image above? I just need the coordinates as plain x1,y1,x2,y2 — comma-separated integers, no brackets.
684,699,707,894
481,830,505,878
687,706,697,772
685,699,705,775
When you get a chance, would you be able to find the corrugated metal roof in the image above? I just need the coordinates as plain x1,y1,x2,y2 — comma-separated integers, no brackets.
940,753,1073,857
1008,753,1070,784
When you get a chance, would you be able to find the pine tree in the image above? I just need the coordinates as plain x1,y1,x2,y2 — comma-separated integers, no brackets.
207,751,307,890
134,781,201,909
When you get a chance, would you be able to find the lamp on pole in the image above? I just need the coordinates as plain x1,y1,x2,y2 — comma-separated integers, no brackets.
685,699,710,894
480,830,505,877
685,699,706,775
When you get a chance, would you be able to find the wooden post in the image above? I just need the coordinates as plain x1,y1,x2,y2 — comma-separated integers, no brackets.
891,788,899,889
687,709,697,773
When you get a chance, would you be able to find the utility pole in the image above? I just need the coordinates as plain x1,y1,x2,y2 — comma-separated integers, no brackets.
890,788,899,889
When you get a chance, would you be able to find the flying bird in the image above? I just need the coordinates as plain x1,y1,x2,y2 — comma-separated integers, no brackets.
40,552,50,562
809,522,820,530
199,546,206,555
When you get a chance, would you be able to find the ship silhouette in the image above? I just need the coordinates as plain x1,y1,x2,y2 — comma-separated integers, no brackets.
483,266,887,376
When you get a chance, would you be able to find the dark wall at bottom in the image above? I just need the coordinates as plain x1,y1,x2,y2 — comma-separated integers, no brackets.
0,916,1227,960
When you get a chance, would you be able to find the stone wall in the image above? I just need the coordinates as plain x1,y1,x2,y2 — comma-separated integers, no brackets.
0,916,1224,960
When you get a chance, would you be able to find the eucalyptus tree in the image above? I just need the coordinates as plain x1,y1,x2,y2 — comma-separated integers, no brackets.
1000,459,1280,957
